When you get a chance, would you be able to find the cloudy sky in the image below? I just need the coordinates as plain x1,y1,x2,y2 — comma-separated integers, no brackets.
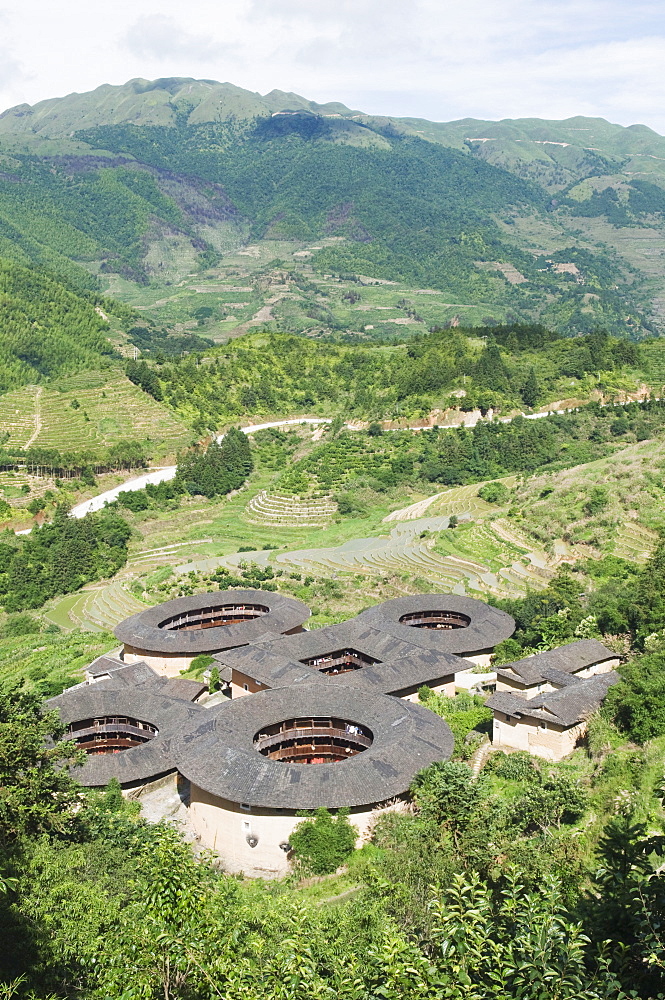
1,0,664,130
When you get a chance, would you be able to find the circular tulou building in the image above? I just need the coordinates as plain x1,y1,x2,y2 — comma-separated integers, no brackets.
173,684,453,876
52,590,517,876
113,589,311,676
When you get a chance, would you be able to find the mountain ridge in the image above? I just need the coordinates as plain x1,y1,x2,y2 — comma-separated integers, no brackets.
1,77,665,335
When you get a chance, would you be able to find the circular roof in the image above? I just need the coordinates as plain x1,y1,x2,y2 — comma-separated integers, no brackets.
49,687,204,787
173,683,453,810
357,595,515,655
113,589,311,655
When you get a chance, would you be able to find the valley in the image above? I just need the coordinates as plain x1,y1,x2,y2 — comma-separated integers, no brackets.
4,74,665,1000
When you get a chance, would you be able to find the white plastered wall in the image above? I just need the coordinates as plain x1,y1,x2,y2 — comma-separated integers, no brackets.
492,711,584,762
122,645,203,677
188,784,406,877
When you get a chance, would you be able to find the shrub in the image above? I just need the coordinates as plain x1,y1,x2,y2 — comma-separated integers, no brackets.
478,482,512,504
289,808,357,874
411,761,481,829
491,750,539,782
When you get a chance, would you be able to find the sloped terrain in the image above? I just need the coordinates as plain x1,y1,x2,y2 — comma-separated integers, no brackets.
0,78,662,331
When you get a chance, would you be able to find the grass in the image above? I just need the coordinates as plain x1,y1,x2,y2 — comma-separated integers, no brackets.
1,370,192,459
0,630,117,697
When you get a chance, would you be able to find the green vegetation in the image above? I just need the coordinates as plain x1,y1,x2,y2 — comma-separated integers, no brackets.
0,259,116,390
276,399,665,498
128,327,646,431
289,808,357,875
3,676,665,997
0,506,131,611
179,429,253,498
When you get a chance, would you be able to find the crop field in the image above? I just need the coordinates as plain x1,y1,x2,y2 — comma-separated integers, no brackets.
0,370,191,458
42,428,665,632
0,385,41,447
246,490,337,526
102,239,514,345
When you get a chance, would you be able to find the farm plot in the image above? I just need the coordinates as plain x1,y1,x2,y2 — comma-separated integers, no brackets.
385,479,517,523
207,515,544,598
47,581,148,631
612,520,658,563
30,371,191,456
246,491,337,526
0,385,41,448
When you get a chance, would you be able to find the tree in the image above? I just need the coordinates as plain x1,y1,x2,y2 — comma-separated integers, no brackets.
521,368,540,408
603,652,665,743
0,686,83,846
411,761,481,832
289,808,357,874
177,430,253,499
473,338,510,393
478,481,511,504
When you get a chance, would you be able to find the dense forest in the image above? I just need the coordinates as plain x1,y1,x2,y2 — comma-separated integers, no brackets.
0,259,119,390
272,397,665,498
130,326,645,433
68,118,646,331
0,505,131,611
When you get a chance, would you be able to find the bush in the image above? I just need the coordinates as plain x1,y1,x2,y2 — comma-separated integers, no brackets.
491,751,539,782
603,652,665,743
478,482,512,504
289,808,357,874
411,761,481,829
181,653,215,680
1,613,41,637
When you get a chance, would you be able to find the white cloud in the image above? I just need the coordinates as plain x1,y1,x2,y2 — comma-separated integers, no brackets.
121,14,222,62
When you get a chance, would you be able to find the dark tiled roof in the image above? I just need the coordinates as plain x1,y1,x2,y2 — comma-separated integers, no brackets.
48,667,205,787
215,619,473,695
496,640,617,687
172,683,453,810
486,670,620,728
356,595,515,655
113,589,310,654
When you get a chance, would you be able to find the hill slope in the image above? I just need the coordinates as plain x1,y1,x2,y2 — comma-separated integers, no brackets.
0,259,117,389
0,79,664,332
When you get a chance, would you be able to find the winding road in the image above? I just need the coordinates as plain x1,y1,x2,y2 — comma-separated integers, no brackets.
21,402,587,527
69,418,334,519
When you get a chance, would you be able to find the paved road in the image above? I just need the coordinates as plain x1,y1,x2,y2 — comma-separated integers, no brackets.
69,418,334,519
17,407,578,529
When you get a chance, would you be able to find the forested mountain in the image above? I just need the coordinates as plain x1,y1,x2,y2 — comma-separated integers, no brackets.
0,78,664,332
0,259,118,388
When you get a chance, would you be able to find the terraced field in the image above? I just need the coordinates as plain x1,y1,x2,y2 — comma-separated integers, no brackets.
0,370,191,457
246,491,337,526
46,581,147,632
210,514,551,598
0,386,41,448
0,469,56,507
612,520,658,563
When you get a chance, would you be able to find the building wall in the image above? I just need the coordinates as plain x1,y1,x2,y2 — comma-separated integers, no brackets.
492,711,585,761
395,676,456,702
188,784,406,877
464,649,493,668
230,668,267,699
122,645,205,677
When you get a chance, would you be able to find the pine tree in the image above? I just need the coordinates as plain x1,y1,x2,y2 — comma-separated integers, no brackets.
521,368,540,408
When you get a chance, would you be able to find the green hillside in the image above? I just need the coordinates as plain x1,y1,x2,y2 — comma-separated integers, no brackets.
0,258,117,388
0,78,664,333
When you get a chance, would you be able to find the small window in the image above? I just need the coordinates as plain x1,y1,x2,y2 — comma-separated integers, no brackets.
540,722,547,730
240,803,251,811
243,683,249,691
